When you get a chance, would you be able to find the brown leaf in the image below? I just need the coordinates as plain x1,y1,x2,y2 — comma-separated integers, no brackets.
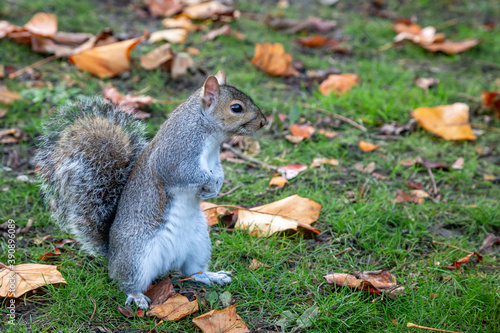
445,252,483,270
201,202,236,226
354,161,376,174
421,39,480,55
392,22,422,35
162,17,199,32
319,74,360,96
394,26,445,45
411,103,476,140
401,156,448,170
148,294,198,320
192,305,249,333
171,52,194,78
140,43,174,70
394,190,423,204
51,31,93,45
0,128,26,144
39,248,62,260
149,29,188,43
183,1,235,20
53,238,77,248
290,124,315,139
451,157,464,170
0,88,22,104
310,158,339,168
146,0,183,18
266,16,337,34
24,13,57,37
479,233,500,255
145,276,175,306
0,263,67,298
69,33,146,78
415,77,439,90
235,195,322,237
359,141,379,152
269,176,289,188
317,129,338,138
407,180,422,189
481,91,500,118
248,259,271,271
296,35,338,48
0,21,21,39
278,162,307,179
202,24,231,41
251,42,298,77
325,270,404,298
102,85,153,119
117,305,144,318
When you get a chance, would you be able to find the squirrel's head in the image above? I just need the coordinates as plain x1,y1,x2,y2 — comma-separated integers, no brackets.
200,71,267,136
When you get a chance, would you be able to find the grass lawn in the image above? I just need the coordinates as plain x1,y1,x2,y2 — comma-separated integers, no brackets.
1,0,499,332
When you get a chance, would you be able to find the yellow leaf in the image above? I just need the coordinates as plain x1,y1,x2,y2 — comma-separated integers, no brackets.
269,176,289,188
411,103,476,140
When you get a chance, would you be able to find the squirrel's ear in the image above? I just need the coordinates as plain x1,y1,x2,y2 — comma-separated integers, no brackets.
202,76,220,108
215,71,226,85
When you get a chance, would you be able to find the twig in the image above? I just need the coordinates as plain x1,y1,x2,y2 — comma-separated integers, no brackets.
222,143,279,171
457,93,481,103
9,55,60,79
88,298,97,325
216,184,242,198
148,320,164,333
407,322,463,333
332,247,352,257
302,104,367,132
432,240,474,254
471,123,500,133
427,167,438,195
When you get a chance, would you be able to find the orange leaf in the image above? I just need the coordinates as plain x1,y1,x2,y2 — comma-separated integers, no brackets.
411,103,476,140
317,129,338,138
248,259,271,271
325,270,404,299
24,13,57,37
183,1,235,20
69,33,147,78
310,157,339,168
445,252,483,270
296,35,335,47
0,88,22,104
319,74,360,96
147,294,199,320
359,141,379,152
0,20,21,39
290,124,315,138
420,39,480,55
394,190,423,204
278,162,307,179
192,305,249,333
481,91,500,118
269,176,289,188
252,42,298,77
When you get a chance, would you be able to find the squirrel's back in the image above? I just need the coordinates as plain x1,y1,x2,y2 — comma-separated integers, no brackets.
35,97,147,256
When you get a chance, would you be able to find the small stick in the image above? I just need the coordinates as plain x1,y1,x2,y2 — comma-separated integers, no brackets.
9,55,60,79
88,298,97,325
427,167,438,195
471,123,500,133
221,143,280,171
432,240,474,254
407,322,463,333
148,320,164,333
332,247,352,257
217,184,242,198
457,93,481,102
302,104,367,132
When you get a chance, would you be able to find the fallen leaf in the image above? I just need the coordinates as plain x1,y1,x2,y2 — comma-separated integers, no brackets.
201,202,236,226
483,174,496,181
317,129,338,138
430,293,438,299
69,33,146,78
276,311,297,330
162,16,199,32
481,91,500,118
0,109,6,118
444,252,483,270
192,305,249,333
359,141,379,152
400,156,448,170
407,180,422,189
296,305,319,329
235,195,322,237
278,162,307,179
379,120,417,136
148,294,198,320
185,46,200,55
451,157,464,170
410,189,430,198
285,135,304,143
183,1,235,20
269,176,289,188
202,24,231,41
354,161,376,174
149,29,188,43
0,88,22,104
252,42,298,77
171,52,194,78
324,270,404,298
296,35,338,47
53,238,77,248
117,304,144,318
0,21,20,39
266,16,337,34
310,158,338,168
248,259,271,270
411,103,476,140
394,26,445,45
0,128,26,144
392,22,422,35
24,13,57,37
319,74,360,96
415,77,439,90
0,263,67,298
290,124,315,139
145,277,175,306
102,85,153,119
51,31,93,45
479,233,500,256
145,0,183,17
219,291,232,308
39,248,62,260
394,190,424,204
140,43,174,70
421,39,480,55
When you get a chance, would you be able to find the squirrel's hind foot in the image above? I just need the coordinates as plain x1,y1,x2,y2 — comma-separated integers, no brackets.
206,271,232,285
125,293,151,310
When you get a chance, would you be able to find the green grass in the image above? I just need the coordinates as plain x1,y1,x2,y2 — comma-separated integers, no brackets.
1,0,500,332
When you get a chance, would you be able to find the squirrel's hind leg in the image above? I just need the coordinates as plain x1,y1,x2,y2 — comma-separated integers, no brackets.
125,292,151,310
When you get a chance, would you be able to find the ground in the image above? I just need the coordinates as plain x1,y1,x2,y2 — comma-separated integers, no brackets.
1,0,499,332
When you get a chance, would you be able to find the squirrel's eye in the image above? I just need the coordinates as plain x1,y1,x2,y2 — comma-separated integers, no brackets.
231,104,243,113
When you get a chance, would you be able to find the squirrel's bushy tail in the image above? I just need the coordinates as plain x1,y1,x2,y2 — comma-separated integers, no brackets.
35,97,147,256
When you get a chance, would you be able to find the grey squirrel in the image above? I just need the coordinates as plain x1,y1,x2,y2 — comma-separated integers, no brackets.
35,71,266,309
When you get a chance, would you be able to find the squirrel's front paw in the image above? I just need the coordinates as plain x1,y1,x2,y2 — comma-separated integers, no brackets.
125,292,151,310
206,271,232,285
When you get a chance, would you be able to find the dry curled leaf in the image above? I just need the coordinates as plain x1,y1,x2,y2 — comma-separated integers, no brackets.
201,202,236,226
445,252,483,271
69,33,146,78
0,88,22,104
411,103,476,140
145,0,183,17
451,157,464,170
102,85,153,119
140,43,174,70
147,294,199,320
269,176,289,188
319,74,360,96
0,21,20,39
296,35,338,47
325,270,404,299
162,16,199,32
394,26,445,45
310,158,339,168
202,24,231,41
24,13,57,37
278,162,307,179
359,141,379,152
479,233,500,256
248,259,271,271
145,277,175,306
149,29,188,44
317,129,338,138
394,190,423,204
193,305,249,333
0,263,67,298
420,39,480,55
252,42,298,77
171,52,194,78
290,124,315,139
266,16,337,34
415,77,439,90
481,91,500,118
183,1,235,20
